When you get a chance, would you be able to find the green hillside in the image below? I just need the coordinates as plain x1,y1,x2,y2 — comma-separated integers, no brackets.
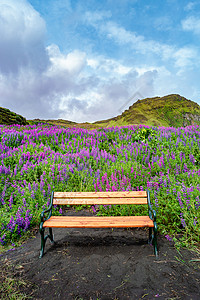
94,94,200,127
0,107,27,126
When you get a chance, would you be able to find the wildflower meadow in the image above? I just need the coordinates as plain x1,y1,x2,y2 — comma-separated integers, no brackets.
0,124,199,248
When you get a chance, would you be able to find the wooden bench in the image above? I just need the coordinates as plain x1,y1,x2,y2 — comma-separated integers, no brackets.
39,190,158,258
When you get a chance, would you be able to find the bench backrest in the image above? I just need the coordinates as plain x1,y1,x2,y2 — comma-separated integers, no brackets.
53,191,148,205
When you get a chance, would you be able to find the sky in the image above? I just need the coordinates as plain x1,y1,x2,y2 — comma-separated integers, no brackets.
0,0,200,122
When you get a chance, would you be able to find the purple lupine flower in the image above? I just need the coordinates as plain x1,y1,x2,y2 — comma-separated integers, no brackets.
8,195,13,209
154,197,159,207
14,166,17,176
7,216,16,232
193,217,197,226
195,196,200,209
91,206,96,213
189,154,195,164
111,185,117,191
165,235,172,241
177,192,184,209
40,180,44,190
22,198,27,207
28,182,31,192
180,213,186,228
0,234,6,245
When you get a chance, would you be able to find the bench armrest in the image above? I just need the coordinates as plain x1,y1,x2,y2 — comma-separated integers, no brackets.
40,191,54,223
146,189,156,222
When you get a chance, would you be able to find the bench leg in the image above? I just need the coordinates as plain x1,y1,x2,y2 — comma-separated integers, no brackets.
39,227,55,258
49,227,54,243
148,227,153,244
148,226,158,257
153,223,158,257
39,227,45,259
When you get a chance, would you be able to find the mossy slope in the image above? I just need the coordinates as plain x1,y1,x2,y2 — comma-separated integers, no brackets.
0,107,27,125
95,94,200,127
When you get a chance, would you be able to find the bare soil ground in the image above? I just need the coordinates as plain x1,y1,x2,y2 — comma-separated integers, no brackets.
0,210,200,300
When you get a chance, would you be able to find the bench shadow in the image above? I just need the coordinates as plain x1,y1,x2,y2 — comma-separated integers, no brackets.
64,235,148,247
49,228,150,249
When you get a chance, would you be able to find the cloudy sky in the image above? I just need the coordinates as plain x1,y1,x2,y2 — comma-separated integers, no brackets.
0,0,200,122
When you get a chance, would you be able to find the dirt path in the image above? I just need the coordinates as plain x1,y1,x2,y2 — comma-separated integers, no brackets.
0,210,200,300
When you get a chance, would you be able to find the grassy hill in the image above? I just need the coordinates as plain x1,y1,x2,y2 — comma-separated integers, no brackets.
1,94,200,128
0,107,27,126
94,94,200,127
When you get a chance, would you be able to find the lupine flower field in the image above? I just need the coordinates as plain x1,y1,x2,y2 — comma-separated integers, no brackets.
0,124,199,248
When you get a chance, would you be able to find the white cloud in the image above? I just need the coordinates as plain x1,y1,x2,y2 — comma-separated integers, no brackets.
135,66,170,77
0,1,92,120
0,0,49,74
87,58,99,69
184,2,197,11
54,58,158,122
154,16,173,31
91,56,132,76
182,16,200,35
173,47,198,68
84,10,112,25
47,45,87,76
94,21,198,69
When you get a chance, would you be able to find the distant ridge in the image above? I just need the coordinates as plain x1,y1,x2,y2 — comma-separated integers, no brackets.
94,94,200,127
0,107,27,125
31,118,77,127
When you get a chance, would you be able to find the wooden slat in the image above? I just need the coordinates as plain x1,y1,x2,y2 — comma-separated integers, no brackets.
53,191,147,205
53,197,148,205
43,216,154,228
54,191,147,198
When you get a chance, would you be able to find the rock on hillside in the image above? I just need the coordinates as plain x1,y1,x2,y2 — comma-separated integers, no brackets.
0,107,27,125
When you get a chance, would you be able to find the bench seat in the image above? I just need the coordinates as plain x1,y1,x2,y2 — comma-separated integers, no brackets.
43,216,154,228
